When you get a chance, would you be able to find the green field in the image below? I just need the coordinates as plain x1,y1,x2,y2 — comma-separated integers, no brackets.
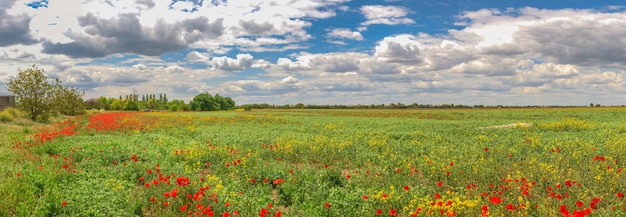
1,108,625,216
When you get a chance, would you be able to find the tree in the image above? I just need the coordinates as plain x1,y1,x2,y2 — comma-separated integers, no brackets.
191,93,218,111
51,78,85,115
7,65,55,121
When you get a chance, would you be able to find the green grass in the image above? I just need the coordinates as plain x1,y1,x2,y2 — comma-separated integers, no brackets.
1,108,625,216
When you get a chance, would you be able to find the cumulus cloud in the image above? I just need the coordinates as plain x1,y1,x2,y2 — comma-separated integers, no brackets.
374,35,424,63
223,76,303,95
42,13,224,58
327,28,363,41
211,54,254,71
0,0,40,46
360,5,415,26
186,51,210,62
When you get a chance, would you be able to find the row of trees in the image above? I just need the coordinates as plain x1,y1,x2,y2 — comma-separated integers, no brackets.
84,93,235,112
7,66,238,121
7,65,84,121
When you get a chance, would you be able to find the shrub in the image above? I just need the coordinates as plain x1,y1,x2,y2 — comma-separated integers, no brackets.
3,107,19,117
0,110,13,122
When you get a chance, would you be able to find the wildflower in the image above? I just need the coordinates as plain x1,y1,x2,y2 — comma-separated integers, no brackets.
274,211,282,217
363,195,368,200
164,201,169,207
506,203,514,210
481,205,488,217
390,208,397,216
324,202,331,208
376,209,382,215
180,204,188,212
489,196,502,204
404,185,410,191
618,192,624,198
435,193,441,199
437,181,443,187
61,201,67,207
576,201,583,208
559,205,569,217
590,198,600,209
150,197,156,203
483,148,489,152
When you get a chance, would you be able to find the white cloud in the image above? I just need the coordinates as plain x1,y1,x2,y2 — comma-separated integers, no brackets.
374,35,424,63
360,5,415,26
211,54,254,71
327,28,363,41
186,51,210,62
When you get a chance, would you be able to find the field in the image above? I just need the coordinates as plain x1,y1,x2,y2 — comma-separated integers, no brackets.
1,108,625,216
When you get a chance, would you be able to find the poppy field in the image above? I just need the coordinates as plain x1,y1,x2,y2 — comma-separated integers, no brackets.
1,108,626,216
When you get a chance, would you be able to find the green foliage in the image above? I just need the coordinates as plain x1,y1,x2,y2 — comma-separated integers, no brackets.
7,65,54,121
0,110,13,122
191,92,236,111
51,78,85,116
3,107,20,117
7,65,84,121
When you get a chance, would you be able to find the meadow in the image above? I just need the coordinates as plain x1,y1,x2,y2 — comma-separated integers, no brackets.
1,108,625,216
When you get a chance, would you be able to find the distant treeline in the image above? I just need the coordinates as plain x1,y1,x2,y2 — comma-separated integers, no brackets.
239,103,616,110
84,93,235,111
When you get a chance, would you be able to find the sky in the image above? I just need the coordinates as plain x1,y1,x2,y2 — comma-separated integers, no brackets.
1,0,625,106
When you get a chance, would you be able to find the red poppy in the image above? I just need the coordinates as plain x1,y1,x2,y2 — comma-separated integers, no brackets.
180,204,188,212
389,209,397,216
376,209,382,215
324,202,331,208
576,201,583,208
618,192,624,198
489,196,502,204
61,201,67,207
506,204,514,210
590,198,600,209
404,185,410,191
150,197,156,203
362,195,368,200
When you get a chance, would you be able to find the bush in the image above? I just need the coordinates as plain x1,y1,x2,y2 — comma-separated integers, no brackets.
0,110,13,122
3,107,19,117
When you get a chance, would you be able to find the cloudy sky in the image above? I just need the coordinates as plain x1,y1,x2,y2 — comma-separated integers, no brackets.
1,0,625,106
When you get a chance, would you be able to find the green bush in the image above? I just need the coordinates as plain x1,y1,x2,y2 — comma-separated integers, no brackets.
3,107,19,117
0,110,13,122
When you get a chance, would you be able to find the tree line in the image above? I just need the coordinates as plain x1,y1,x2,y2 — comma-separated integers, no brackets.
7,65,84,121
6,66,237,121
84,92,235,112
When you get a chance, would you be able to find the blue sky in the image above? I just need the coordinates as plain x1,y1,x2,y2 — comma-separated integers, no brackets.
1,0,625,106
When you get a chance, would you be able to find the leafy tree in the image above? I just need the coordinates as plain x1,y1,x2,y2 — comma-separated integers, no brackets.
191,93,219,111
51,78,85,116
7,65,55,121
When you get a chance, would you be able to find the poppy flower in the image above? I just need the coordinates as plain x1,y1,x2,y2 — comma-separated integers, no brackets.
389,209,397,216
618,192,624,198
489,196,502,204
61,201,67,207
404,185,410,191
506,204,514,210
324,202,331,208
376,209,382,215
